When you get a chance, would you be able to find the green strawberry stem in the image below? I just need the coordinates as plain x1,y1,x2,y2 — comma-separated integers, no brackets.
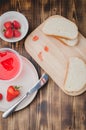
3,29,6,32
14,86,21,90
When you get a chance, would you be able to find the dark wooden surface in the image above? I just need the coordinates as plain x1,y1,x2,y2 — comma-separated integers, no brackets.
0,0,86,130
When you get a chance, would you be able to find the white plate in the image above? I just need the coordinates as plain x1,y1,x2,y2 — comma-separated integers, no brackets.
0,56,38,112
0,11,29,42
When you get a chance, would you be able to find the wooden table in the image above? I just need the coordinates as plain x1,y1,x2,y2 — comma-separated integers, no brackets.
0,0,86,130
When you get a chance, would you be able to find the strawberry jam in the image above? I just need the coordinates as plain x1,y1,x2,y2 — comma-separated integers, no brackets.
0,50,20,80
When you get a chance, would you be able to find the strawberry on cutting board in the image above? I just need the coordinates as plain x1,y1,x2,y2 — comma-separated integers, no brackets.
6,86,20,101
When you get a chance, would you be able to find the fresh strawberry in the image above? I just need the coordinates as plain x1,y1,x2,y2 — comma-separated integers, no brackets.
3,20,21,39
1,58,13,71
6,86,20,101
13,20,21,29
0,93,3,100
4,28,13,38
4,21,12,29
13,29,21,37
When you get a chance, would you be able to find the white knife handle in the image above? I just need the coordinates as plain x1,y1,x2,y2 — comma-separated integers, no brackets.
2,95,27,118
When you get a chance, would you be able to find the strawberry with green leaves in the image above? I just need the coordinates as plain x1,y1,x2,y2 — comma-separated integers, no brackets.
6,85,20,101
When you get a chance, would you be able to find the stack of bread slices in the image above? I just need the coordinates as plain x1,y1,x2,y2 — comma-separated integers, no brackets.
42,15,86,94
42,15,78,46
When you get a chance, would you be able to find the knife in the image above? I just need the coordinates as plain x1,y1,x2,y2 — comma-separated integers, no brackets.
2,73,48,118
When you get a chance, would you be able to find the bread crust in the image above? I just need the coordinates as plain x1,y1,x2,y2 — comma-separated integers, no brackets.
54,36,79,46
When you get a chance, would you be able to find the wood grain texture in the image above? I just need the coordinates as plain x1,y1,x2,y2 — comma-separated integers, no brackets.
0,0,86,130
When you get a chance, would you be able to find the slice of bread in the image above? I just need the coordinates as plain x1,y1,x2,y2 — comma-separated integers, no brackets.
65,57,86,92
42,15,78,40
57,36,78,46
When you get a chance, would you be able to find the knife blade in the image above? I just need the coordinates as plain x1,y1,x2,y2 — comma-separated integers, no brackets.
2,73,48,118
